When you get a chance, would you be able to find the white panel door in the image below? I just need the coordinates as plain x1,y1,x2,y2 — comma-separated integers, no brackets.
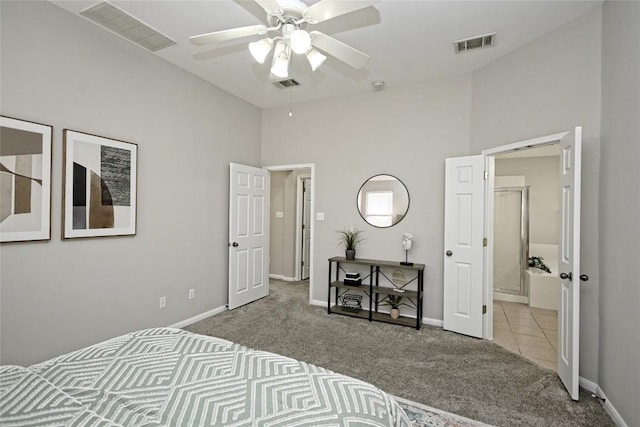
443,155,485,338
229,163,269,310
302,178,311,280
558,127,582,400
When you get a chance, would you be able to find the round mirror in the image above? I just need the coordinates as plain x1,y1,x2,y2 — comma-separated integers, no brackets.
357,174,410,228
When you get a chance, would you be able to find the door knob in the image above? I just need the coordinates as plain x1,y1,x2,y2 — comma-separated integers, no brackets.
232,242,239,247
580,274,589,282
446,250,453,257
560,272,573,281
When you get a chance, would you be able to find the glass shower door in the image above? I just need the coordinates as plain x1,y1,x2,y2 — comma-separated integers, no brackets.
493,188,529,295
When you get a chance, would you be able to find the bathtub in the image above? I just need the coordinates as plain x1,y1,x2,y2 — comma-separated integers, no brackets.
526,267,559,310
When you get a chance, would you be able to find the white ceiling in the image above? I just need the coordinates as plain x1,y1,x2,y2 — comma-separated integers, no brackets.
50,0,602,109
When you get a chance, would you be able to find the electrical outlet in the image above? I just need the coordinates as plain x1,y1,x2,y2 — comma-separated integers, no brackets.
189,289,195,300
159,296,166,309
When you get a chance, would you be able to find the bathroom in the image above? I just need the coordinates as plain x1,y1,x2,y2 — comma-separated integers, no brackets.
492,145,561,371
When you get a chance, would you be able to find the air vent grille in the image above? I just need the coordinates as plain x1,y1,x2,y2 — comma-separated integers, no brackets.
81,2,175,52
273,79,300,89
454,33,496,54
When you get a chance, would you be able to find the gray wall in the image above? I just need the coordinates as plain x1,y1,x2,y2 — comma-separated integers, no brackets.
262,75,472,318
599,1,640,425
496,156,560,245
0,1,261,365
470,7,602,383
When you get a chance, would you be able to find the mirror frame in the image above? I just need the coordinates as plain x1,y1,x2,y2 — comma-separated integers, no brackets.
356,174,410,228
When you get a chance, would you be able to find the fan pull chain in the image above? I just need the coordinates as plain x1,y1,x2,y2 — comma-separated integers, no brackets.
289,87,293,117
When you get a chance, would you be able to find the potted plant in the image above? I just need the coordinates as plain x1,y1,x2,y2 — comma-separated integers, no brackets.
336,226,365,260
528,256,552,273
380,295,410,320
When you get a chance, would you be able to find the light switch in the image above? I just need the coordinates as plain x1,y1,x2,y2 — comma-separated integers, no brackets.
316,212,325,221
275,211,284,218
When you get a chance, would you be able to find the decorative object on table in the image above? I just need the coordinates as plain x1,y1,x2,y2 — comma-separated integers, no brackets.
0,116,53,243
400,233,414,265
344,272,362,286
528,256,552,273
336,225,364,260
380,294,409,320
62,130,137,239
391,269,408,290
340,294,362,313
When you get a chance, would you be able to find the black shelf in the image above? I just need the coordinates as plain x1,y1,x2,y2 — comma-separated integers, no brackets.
328,257,425,330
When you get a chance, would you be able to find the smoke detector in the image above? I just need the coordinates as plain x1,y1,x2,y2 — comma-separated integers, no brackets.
372,80,385,90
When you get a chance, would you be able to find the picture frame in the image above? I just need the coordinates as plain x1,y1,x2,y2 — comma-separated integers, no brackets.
62,130,137,239
1,116,53,243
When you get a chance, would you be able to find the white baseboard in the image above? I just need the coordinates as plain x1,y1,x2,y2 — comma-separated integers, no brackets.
170,305,227,329
579,377,629,427
597,387,629,427
269,274,297,282
422,317,444,327
579,376,598,394
310,299,326,307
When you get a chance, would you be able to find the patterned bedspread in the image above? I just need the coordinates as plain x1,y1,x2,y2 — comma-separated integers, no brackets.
0,328,411,426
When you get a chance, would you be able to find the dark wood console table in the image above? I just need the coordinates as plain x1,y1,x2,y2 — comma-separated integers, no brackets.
327,257,425,330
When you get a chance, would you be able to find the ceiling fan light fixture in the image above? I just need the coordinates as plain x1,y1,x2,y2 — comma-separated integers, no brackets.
271,40,291,78
289,29,311,54
248,37,274,63
305,47,327,71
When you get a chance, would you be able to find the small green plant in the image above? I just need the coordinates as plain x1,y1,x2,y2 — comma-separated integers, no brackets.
335,225,365,250
528,256,551,274
379,294,410,309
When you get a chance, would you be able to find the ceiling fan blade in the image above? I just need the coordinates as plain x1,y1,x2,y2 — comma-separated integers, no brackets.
253,0,282,15
190,24,268,46
305,0,380,24
311,32,369,69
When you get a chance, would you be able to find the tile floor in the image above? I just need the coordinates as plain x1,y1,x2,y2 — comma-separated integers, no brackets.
493,300,558,371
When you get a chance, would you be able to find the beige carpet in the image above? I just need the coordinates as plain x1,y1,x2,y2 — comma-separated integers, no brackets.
185,279,613,427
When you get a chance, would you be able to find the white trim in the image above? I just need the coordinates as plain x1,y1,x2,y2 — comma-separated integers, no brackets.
422,317,444,327
579,376,598,394
169,305,227,329
481,131,568,156
264,164,316,307
310,299,326,308
598,388,629,427
578,378,630,427
269,274,296,282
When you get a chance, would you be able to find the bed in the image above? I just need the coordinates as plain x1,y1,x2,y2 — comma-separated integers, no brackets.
0,328,411,426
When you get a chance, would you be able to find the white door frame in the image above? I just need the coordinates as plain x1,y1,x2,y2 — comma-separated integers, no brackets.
481,131,568,340
295,174,312,281
264,163,316,305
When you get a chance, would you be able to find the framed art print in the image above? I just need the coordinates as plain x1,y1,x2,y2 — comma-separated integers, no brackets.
0,116,52,243
63,130,137,238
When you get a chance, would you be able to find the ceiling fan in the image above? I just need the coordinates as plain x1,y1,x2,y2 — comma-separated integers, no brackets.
190,0,379,79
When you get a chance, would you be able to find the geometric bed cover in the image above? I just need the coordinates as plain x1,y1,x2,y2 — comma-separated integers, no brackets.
0,328,412,426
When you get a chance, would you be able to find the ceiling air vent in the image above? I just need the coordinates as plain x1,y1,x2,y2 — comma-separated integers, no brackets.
454,33,496,54
81,2,175,52
273,79,300,89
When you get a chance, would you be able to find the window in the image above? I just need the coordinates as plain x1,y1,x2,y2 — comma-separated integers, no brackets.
365,191,393,227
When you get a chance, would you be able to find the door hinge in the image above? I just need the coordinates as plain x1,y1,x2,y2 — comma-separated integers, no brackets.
483,237,488,247
484,170,488,180
482,305,487,314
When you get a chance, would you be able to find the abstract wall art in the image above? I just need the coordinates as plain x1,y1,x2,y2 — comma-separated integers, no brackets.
0,116,52,243
63,130,137,238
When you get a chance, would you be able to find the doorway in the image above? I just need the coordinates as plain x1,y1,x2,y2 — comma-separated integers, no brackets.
491,146,561,371
265,164,315,304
